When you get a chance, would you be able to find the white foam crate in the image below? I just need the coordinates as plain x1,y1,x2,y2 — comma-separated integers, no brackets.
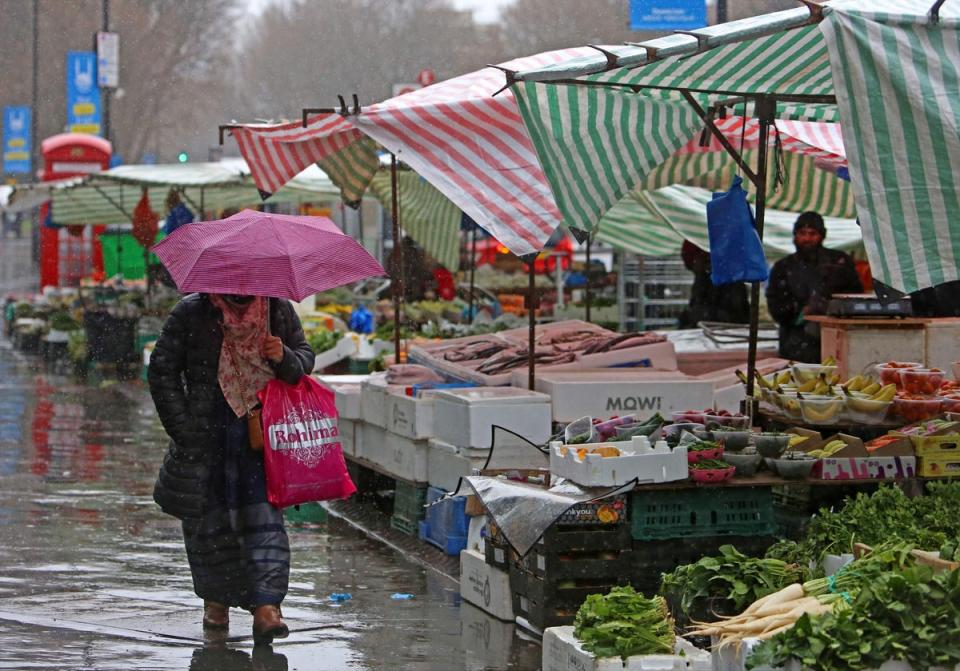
432,387,552,449
460,548,514,621
384,390,436,440
360,427,429,483
361,374,402,428
712,637,960,671
543,626,710,671
338,418,357,457
333,385,363,420
549,438,688,487
355,422,385,466
428,438,547,491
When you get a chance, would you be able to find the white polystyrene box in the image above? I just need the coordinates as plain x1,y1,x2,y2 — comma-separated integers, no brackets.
354,422,385,465
384,390,436,440
543,626,711,671
361,374,400,428
513,370,715,423
432,387,552,449
548,438,689,487
338,418,357,457
459,548,514,621
333,385,363,420
428,438,547,491
377,429,429,483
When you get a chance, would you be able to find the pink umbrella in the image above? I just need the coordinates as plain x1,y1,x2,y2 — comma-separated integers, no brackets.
152,209,386,301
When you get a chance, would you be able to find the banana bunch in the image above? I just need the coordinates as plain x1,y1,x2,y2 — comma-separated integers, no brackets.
788,434,808,447
807,439,847,458
795,373,838,396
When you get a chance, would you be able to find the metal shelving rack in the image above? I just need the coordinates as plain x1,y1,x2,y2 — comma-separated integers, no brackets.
619,254,693,331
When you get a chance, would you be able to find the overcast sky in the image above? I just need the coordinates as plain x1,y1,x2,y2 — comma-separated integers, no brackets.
245,0,514,23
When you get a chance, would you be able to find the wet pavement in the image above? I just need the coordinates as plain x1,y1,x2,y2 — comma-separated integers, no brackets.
0,339,542,670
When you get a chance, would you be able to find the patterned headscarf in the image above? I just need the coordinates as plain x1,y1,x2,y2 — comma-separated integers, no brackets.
209,295,275,417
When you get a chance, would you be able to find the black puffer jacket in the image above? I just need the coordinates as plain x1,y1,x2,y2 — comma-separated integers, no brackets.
147,294,315,520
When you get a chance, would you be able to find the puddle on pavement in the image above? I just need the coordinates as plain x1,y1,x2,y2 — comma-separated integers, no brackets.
0,343,542,670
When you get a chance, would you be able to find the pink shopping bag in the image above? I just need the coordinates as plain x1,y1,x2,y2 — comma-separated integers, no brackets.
257,375,356,508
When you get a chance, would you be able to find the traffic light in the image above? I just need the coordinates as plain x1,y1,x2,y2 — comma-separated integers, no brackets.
177,151,189,163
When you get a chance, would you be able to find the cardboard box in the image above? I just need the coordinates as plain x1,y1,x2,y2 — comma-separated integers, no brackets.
802,433,917,480
918,454,960,478
460,548,514,621
893,421,960,454
542,626,711,671
785,427,822,449
512,369,715,423
384,390,436,440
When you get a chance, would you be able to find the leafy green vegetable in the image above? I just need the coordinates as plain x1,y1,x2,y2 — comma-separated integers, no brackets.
660,545,804,620
747,565,960,671
800,483,960,562
307,329,343,354
573,586,675,660
689,459,732,470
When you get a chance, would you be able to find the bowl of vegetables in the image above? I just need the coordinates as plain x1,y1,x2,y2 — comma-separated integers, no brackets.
876,361,923,387
722,450,763,477
690,459,736,483
754,433,791,458
899,368,946,396
661,423,705,446
703,411,750,430
893,394,943,422
687,440,724,463
770,452,817,480
711,427,751,451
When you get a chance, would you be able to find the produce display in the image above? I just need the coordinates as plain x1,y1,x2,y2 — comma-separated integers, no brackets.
307,329,343,354
660,545,805,620
572,586,675,659
746,563,960,671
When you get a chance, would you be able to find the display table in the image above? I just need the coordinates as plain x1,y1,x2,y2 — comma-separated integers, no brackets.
809,315,960,378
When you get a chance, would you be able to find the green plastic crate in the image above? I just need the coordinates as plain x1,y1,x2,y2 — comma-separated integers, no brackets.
630,487,775,541
392,480,428,523
390,514,419,536
284,502,328,525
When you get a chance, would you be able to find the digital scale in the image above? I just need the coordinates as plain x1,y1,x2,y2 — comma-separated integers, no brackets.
826,293,913,318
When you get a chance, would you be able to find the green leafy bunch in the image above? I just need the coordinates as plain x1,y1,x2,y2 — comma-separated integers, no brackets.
747,565,960,671
307,329,343,354
801,484,960,561
573,586,675,660
660,545,805,618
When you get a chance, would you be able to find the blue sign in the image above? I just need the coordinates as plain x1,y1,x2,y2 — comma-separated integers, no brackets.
630,0,707,31
66,51,101,135
2,106,31,174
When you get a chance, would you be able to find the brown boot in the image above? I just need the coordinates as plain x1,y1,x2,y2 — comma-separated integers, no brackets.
202,601,229,630
252,605,289,645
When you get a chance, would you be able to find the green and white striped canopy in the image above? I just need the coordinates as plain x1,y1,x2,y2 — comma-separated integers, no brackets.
368,171,462,272
595,184,861,259
821,2,960,292
513,0,960,293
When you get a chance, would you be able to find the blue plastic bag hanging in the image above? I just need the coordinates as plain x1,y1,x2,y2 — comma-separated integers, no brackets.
348,305,374,334
706,176,769,285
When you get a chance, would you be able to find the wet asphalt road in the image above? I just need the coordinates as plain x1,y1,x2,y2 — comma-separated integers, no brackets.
0,262,541,670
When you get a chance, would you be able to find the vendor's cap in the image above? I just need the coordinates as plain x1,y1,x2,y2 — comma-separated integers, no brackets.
794,211,826,236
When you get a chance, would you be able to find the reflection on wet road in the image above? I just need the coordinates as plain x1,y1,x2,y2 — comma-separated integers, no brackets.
0,342,541,670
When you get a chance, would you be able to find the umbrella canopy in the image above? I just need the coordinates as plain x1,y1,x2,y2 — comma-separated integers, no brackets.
152,209,386,301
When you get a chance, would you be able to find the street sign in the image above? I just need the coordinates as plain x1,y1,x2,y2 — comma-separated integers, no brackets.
417,69,436,87
2,106,32,174
66,51,101,135
96,32,120,88
629,0,707,31
392,83,422,98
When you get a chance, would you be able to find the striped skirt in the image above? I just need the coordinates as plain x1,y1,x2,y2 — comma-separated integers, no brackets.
181,406,290,609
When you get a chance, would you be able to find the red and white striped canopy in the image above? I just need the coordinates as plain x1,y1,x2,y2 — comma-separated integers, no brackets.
230,50,849,256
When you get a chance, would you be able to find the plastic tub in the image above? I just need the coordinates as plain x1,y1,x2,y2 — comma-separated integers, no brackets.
723,452,762,477
952,361,960,381
798,395,845,425
894,396,943,422
843,394,893,424
791,363,838,384
939,395,960,413
899,368,946,396
687,444,724,464
703,413,750,429
670,410,707,424
876,362,923,387
711,428,751,451
754,433,790,458
773,457,816,480
661,422,705,443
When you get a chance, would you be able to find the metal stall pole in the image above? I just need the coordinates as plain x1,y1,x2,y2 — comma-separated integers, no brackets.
390,154,403,363
744,97,776,414
468,224,477,325
585,234,592,323
527,260,537,391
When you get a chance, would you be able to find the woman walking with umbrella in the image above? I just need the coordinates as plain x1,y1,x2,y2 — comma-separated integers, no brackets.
147,210,385,644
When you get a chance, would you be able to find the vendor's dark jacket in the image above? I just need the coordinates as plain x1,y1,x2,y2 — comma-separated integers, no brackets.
766,247,862,362
147,294,315,520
